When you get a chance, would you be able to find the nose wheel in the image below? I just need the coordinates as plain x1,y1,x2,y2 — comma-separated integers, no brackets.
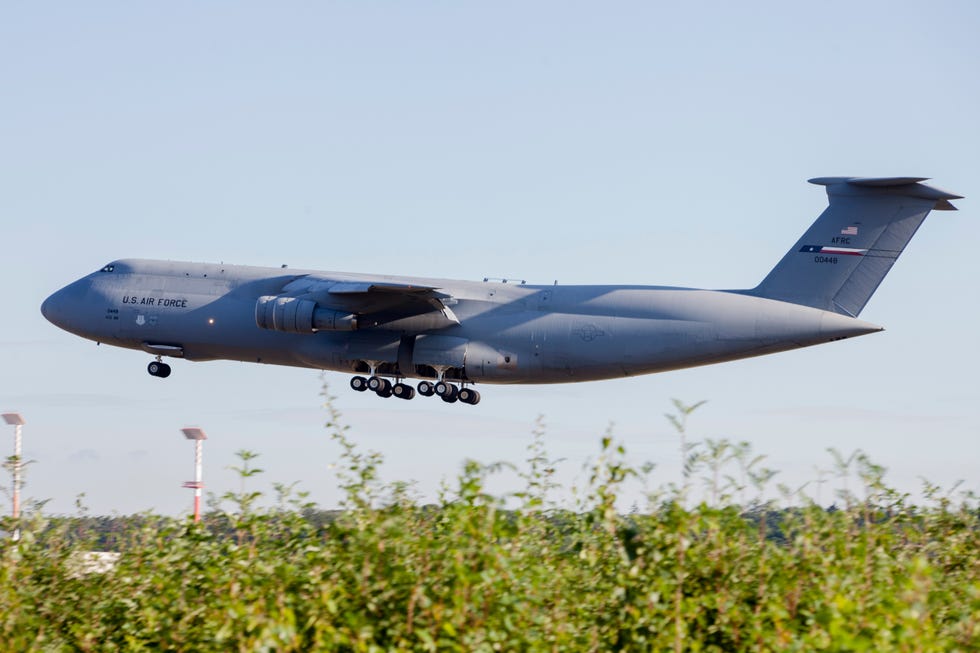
147,360,171,378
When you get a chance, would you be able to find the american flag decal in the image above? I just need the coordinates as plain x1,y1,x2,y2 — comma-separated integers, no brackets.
841,226,858,235
800,245,867,256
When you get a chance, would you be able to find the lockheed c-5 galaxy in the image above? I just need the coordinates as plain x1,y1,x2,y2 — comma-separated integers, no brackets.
42,177,961,406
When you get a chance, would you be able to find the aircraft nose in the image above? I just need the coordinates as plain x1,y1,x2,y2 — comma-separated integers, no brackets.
41,286,73,330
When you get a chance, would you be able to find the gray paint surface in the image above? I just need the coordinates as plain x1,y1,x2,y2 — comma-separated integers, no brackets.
41,178,961,399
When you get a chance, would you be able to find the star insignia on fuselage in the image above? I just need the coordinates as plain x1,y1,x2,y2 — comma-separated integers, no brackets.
573,324,605,342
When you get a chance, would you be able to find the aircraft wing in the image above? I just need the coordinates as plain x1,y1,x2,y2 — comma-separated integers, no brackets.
280,276,460,327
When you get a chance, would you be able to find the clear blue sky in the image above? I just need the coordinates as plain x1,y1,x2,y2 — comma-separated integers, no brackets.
2,2,978,515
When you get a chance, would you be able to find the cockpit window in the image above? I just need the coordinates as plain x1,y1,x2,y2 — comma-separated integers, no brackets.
99,264,115,273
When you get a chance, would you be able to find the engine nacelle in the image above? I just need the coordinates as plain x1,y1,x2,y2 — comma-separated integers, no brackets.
255,296,357,333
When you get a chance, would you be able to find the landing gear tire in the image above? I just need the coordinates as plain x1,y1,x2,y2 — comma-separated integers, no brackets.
147,361,171,378
417,381,435,397
458,388,481,405
375,384,393,398
437,383,459,401
392,383,416,400
350,376,368,392
367,376,389,392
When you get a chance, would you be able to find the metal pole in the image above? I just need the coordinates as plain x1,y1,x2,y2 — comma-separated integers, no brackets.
181,427,207,523
3,414,26,541
12,423,21,522
194,439,203,522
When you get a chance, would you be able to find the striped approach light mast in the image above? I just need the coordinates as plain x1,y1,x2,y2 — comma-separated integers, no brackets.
2,413,25,540
180,427,207,522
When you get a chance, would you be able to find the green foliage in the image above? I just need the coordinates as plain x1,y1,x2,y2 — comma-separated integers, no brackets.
0,393,978,651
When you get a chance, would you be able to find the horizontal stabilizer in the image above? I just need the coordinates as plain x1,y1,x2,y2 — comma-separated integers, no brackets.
813,176,929,187
751,177,963,316
808,177,962,210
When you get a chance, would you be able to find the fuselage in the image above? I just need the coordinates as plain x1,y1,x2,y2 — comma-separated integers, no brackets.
41,259,882,385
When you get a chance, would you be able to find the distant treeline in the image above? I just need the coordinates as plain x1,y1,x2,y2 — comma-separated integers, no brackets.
28,502,889,552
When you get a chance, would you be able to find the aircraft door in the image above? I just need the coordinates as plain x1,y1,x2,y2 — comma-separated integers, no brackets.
397,336,416,377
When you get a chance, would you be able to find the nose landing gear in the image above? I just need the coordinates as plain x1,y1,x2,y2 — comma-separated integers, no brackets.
147,358,171,378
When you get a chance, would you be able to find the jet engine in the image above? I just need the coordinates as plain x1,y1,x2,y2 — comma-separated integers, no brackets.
255,295,357,333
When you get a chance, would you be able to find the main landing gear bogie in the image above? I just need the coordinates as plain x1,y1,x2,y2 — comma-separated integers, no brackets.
349,375,479,405
350,375,417,401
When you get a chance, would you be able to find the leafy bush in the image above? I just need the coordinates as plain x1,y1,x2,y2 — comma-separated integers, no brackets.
0,394,977,651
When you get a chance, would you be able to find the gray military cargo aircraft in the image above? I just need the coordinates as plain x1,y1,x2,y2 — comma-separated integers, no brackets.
42,177,961,405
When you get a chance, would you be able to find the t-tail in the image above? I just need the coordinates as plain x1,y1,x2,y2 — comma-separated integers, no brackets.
750,177,962,317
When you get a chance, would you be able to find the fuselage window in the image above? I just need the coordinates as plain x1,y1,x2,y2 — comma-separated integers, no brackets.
100,264,115,273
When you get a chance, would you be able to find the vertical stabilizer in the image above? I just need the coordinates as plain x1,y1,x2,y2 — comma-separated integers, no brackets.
751,177,961,317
